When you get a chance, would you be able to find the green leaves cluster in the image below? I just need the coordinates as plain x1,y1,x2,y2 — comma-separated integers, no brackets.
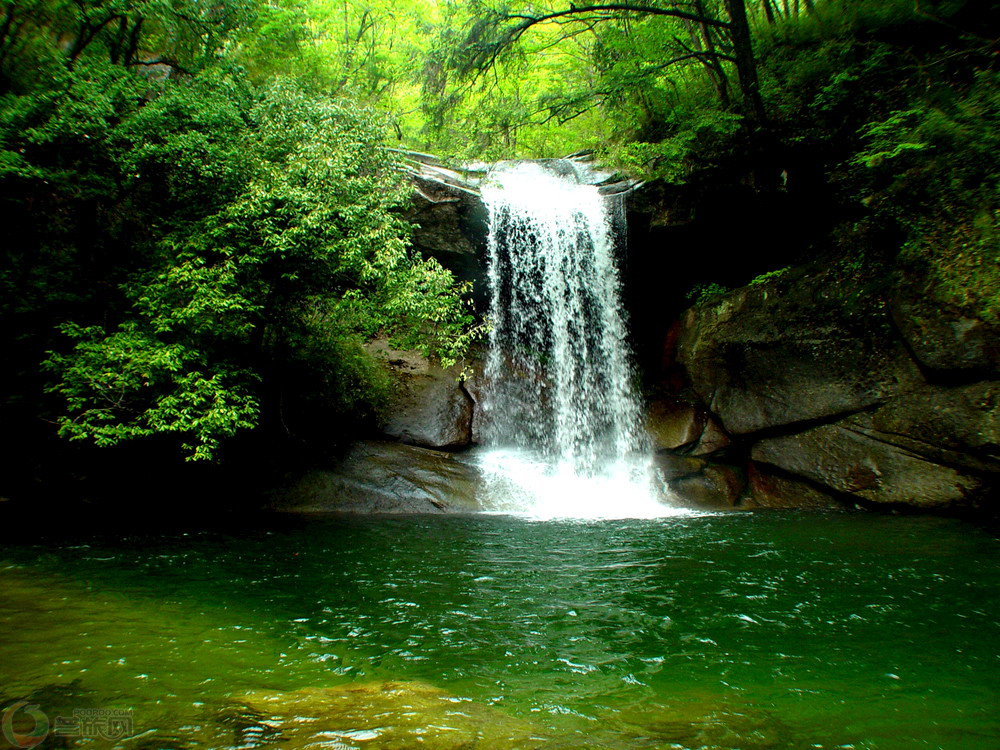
604,108,743,182
854,69,1000,325
2,6,474,463
43,322,259,461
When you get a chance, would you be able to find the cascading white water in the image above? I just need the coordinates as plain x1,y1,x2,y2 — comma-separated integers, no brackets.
476,161,683,519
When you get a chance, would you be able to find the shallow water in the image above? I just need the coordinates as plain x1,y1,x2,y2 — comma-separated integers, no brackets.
1,512,998,749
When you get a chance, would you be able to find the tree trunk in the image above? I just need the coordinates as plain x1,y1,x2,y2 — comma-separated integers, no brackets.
693,0,731,107
124,19,143,66
762,0,776,25
723,0,766,123
108,16,127,63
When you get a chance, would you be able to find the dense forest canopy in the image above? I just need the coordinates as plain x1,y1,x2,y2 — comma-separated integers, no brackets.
1,0,997,497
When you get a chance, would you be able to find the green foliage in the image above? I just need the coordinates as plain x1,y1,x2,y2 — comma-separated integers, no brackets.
603,107,743,182
686,282,730,306
43,322,259,461
852,109,928,168
3,0,999,474
0,13,474,464
854,70,1000,212
929,212,1000,326
748,267,790,286
847,67,1000,324
38,77,474,459
898,211,1000,327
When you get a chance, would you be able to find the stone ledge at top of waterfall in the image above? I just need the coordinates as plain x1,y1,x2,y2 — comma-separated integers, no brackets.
392,149,642,198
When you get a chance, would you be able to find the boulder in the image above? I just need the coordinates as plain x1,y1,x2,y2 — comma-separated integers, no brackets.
368,340,473,449
646,397,705,451
458,356,490,444
672,267,923,435
653,453,708,481
662,462,745,510
688,415,732,457
891,265,1000,376
751,381,1000,510
406,175,487,287
271,441,482,513
744,463,847,510
867,381,1000,473
752,419,986,510
405,174,489,314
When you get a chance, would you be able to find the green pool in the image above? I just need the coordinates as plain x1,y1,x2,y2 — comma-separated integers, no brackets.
1,512,998,748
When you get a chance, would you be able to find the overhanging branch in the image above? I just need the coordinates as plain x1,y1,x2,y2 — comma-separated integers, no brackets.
506,4,730,30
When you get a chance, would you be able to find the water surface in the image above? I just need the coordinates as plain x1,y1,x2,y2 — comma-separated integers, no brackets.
1,512,998,748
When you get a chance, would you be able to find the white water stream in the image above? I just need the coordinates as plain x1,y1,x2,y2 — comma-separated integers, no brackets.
477,161,683,519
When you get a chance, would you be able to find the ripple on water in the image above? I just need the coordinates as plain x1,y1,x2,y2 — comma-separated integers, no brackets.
0,514,997,749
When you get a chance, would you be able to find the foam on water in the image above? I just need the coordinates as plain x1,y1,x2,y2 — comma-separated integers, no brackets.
477,448,690,520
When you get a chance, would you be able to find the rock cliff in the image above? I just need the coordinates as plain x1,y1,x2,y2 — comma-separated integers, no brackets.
660,262,1000,513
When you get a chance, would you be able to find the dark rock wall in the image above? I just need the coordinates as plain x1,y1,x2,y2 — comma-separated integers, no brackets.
366,339,475,450
405,175,490,308
622,176,843,380
660,263,1000,514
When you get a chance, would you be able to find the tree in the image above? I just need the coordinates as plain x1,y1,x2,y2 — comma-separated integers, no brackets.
0,0,257,93
455,0,768,124
36,74,474,460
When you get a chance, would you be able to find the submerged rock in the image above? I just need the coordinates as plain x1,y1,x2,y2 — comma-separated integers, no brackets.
233,681,542,749
613,695,797,749
271,441,482,513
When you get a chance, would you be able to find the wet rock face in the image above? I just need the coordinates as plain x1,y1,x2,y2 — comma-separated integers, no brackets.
751,382,1000,509
645,396,732,461
406,175,488,295
752,420,986,509
744,464,846,511
646,397,706,452
367,340,473,450
270,441,482,514
673,269,922,436
891,265,1000,376
652,454,745,509
663,265,1000,513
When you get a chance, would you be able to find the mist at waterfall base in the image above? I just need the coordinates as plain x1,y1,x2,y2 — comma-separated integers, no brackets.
476,162,680,520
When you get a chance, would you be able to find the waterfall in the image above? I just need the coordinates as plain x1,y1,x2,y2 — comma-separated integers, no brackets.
476,161,679,519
